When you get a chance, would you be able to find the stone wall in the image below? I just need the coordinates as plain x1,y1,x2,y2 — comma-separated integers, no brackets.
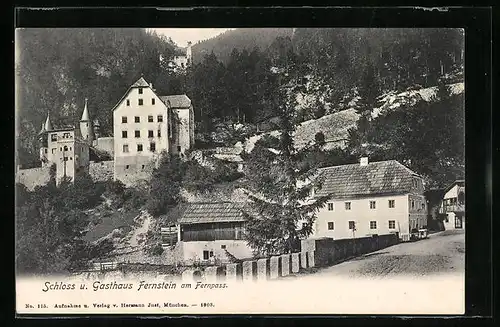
89,161,114,182
181,233,399,283
95,137,114,156
16,167,51,190
301,233,399,267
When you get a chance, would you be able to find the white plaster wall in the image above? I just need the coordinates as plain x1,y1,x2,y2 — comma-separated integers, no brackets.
182,240,253,265
313,194,410,240
113,86,169,162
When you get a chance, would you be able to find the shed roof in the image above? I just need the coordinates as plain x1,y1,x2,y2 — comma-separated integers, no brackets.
314,160,421,199
177,202,248,225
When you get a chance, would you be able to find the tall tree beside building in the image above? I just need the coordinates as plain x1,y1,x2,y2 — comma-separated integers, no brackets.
241,75,331,256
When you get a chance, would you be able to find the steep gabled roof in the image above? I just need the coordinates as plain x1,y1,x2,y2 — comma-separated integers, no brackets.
131,77,149,88
443,179,465,194
314,160,421,199
159,95,192,108
111,76,157,111
177,202,248,225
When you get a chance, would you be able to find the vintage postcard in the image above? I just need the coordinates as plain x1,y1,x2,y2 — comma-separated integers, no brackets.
15,26,465,315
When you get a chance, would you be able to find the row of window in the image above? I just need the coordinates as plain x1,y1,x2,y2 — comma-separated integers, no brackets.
326,220,397,230
122,142,157,153
410,199,426,210
126,98,156,107
121,115,163,124
327,200,396,211
50,132,73,142
122,129,162,138
122,144,182,154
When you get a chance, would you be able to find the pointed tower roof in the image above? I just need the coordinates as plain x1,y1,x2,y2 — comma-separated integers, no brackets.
44,113,53,131
81,98,90,121
38,122,46,135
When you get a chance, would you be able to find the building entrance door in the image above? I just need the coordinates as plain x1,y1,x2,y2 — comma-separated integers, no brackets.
454,215,463,229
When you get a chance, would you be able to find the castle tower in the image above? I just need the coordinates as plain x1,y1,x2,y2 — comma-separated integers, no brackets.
186,41,192,65
80,98,94,145
93,118,100,146
39,113,51,166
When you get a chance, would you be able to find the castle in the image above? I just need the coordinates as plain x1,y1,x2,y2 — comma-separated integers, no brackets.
18,76,194,189
161,41,192,72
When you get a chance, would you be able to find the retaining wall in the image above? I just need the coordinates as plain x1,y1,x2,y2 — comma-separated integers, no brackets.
181,233,399,283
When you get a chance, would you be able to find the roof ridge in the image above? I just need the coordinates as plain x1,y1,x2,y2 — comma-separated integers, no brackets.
318,159,397,170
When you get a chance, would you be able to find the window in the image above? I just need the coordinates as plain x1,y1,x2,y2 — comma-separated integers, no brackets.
221,245,226,249
51,134,57,141
122,116,127,123
135,116,140,123
148,130,154,138
141,165,145,170
70,157,72,160
122,144,129,153
137,144,143,152
421,203,425,210
209,251,214,257
327,222,334,230
63,132,70,138
327,203,334,211
135,130,140,138
51,148,56,154
152,98,155,105
203,250,209,260
177,145,182,152
63,157,68,161
370,221,377,229
63,146,68,151
122,131,127,138
138,88,143,94
148,115,153,122
158,130,161,137
44,149,47,153
157,115,163,122
345,202,351,210
369,201,376,209
389,220,396,229
348,221,355,230
411,200,415,209
302,222,307,229
150,142,156,152
125,165,129,169
69,147,72,151
126,99,130,106
138,99,143,106
388,200,395,208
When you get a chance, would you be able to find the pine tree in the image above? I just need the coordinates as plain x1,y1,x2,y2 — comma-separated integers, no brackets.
241,75,331,257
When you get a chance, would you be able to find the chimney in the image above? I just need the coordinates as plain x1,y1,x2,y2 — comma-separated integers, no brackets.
360,157,369,166
149,82,153,89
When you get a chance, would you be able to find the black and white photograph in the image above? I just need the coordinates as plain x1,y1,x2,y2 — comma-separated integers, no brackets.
15,23,468,315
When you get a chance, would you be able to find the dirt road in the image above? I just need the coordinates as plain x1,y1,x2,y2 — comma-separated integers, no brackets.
300,229,465,279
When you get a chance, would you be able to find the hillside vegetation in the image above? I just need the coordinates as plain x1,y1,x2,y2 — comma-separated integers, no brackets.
16,28,464,188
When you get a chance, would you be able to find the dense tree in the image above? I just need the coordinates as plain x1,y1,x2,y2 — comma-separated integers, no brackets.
241,70,331,256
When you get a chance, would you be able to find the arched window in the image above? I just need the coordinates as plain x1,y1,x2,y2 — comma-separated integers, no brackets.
64,146,68,151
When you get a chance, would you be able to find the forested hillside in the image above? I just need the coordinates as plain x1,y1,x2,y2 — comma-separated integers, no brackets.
191,28,294,64
16,28,464,188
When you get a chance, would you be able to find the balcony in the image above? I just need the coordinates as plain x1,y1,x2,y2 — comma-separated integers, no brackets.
439,203,465,214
